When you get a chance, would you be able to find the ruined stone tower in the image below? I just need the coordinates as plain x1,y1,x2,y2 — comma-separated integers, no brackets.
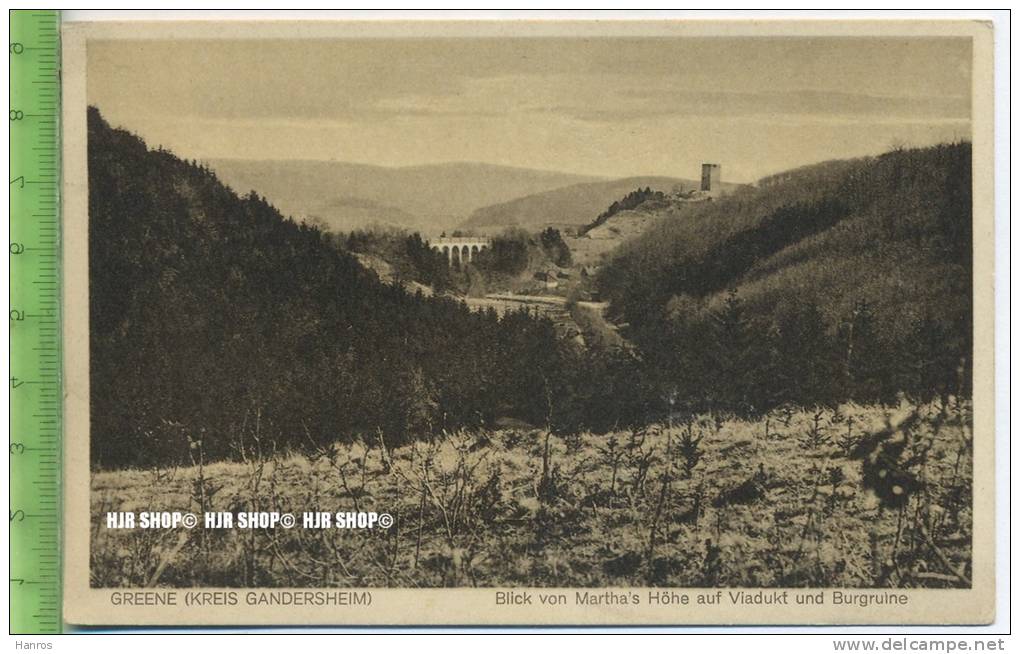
700,163,721,196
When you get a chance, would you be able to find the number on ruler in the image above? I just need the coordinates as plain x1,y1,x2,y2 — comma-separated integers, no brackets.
10,9,63,635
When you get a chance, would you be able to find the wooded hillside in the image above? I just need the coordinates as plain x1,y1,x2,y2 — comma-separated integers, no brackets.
597,143,973,412
88,108,597,467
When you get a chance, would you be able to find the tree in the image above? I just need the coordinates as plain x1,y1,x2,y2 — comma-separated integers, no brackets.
768,300,837,407
539,227,572,267
838,299,886,402
707,289,763,414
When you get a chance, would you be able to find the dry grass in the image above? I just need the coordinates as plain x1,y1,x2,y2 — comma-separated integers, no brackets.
91,400,972,589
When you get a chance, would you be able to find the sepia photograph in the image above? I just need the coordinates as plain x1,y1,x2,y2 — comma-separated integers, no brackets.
57,17,997,626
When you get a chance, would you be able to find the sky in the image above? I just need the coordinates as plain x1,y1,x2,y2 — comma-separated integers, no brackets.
87,37,972,183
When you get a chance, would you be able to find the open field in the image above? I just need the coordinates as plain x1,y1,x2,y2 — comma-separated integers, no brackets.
566,235,621,268
91,401,972,589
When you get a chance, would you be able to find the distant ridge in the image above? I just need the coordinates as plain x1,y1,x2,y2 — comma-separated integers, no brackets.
461,176,744,232
205,158,604,233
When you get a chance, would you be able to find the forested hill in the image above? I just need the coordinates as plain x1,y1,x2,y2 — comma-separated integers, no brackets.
461,176,689,231
88,107,581,468
597,142,973,412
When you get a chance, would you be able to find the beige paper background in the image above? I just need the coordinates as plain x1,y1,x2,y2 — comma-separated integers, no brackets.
61,18,997,626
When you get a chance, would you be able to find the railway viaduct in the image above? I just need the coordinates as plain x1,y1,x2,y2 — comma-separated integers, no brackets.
429,236,492,265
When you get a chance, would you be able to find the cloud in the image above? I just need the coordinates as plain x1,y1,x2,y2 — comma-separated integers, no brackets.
87,36,973,180
361,73,969,128
537,88,970,125
90,37,971,125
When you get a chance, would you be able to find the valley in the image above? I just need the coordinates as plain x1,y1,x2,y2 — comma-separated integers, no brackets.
88,106,975,592
80,21,983,604
207,156,700,349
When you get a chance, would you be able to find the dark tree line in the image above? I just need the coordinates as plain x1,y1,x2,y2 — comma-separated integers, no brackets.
641,290,969,417
343,229,455,291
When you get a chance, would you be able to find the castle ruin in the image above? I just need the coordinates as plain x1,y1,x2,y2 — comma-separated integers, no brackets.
701,163,721,196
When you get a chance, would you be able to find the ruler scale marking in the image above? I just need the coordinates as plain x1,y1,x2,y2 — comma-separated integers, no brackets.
10,10,63,636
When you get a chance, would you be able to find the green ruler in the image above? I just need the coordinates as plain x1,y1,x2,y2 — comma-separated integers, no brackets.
9,9,62,635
